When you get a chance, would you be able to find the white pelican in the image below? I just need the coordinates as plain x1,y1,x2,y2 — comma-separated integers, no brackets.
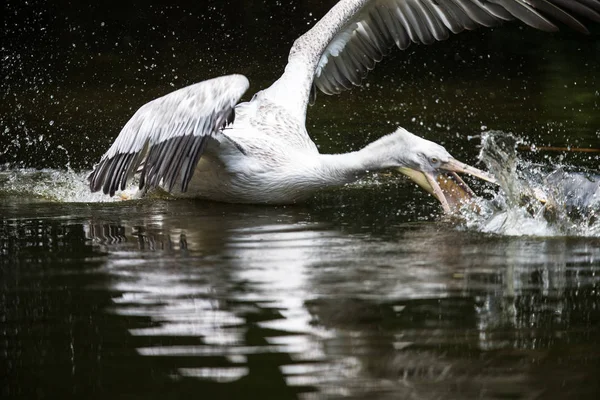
88,0,599,212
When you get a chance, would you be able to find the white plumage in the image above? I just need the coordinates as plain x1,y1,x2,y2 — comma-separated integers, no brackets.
88,0,599,211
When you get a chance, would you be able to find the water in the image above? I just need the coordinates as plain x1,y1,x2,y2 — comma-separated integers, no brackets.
2,195,600,399
459,131,600,237
2,1,600,399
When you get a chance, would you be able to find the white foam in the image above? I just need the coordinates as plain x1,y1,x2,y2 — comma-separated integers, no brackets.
0,168,139,203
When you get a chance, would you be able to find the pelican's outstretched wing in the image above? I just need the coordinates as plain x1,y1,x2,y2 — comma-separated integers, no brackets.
89,74,249,196
265,0,600,119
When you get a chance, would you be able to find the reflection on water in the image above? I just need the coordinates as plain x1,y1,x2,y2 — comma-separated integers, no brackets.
2,198,599,399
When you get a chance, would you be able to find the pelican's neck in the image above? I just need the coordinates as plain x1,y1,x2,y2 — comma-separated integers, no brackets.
317,151,367,186
316,134,400,187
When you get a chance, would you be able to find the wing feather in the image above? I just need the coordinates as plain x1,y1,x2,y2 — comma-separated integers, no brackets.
377,3,412,48
396,1,429,43
451,0,499,27
489,0,557,31
523,0,591,34
89,74,249,196
427,1,471,34
418,1,451,40
548,0,600,22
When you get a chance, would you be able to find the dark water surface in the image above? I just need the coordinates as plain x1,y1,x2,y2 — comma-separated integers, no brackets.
2,1,600,399
0,198,600,399
3,196,600,399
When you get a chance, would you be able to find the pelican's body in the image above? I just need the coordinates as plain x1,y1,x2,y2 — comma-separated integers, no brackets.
182,95,444,204
180,98,322,204
88,0,599,211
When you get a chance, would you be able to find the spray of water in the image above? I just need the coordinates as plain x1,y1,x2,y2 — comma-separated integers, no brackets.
459,131,599,237
0,167,138,203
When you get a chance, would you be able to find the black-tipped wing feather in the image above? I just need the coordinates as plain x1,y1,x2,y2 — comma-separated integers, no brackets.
314,0,600,95
89,74,249,196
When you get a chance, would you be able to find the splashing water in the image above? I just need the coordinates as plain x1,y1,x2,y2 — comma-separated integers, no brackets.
0,167,138,203
460,131,599,237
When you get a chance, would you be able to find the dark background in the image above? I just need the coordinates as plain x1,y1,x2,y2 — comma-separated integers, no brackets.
1,0,599,170
1,3,600,400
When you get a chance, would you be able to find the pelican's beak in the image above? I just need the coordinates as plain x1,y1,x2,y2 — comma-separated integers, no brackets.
398,159,496,213
440,159,497,185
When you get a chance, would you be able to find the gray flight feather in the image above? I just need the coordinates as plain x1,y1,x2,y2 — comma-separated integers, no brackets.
88,74,249,195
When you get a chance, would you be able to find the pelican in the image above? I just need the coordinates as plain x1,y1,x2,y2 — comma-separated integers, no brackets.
88,0,599,212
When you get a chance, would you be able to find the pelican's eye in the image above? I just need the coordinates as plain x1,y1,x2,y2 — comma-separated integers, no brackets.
430,157,439,164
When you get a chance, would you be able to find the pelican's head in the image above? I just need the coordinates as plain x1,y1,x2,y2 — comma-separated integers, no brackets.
388,128,496,213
